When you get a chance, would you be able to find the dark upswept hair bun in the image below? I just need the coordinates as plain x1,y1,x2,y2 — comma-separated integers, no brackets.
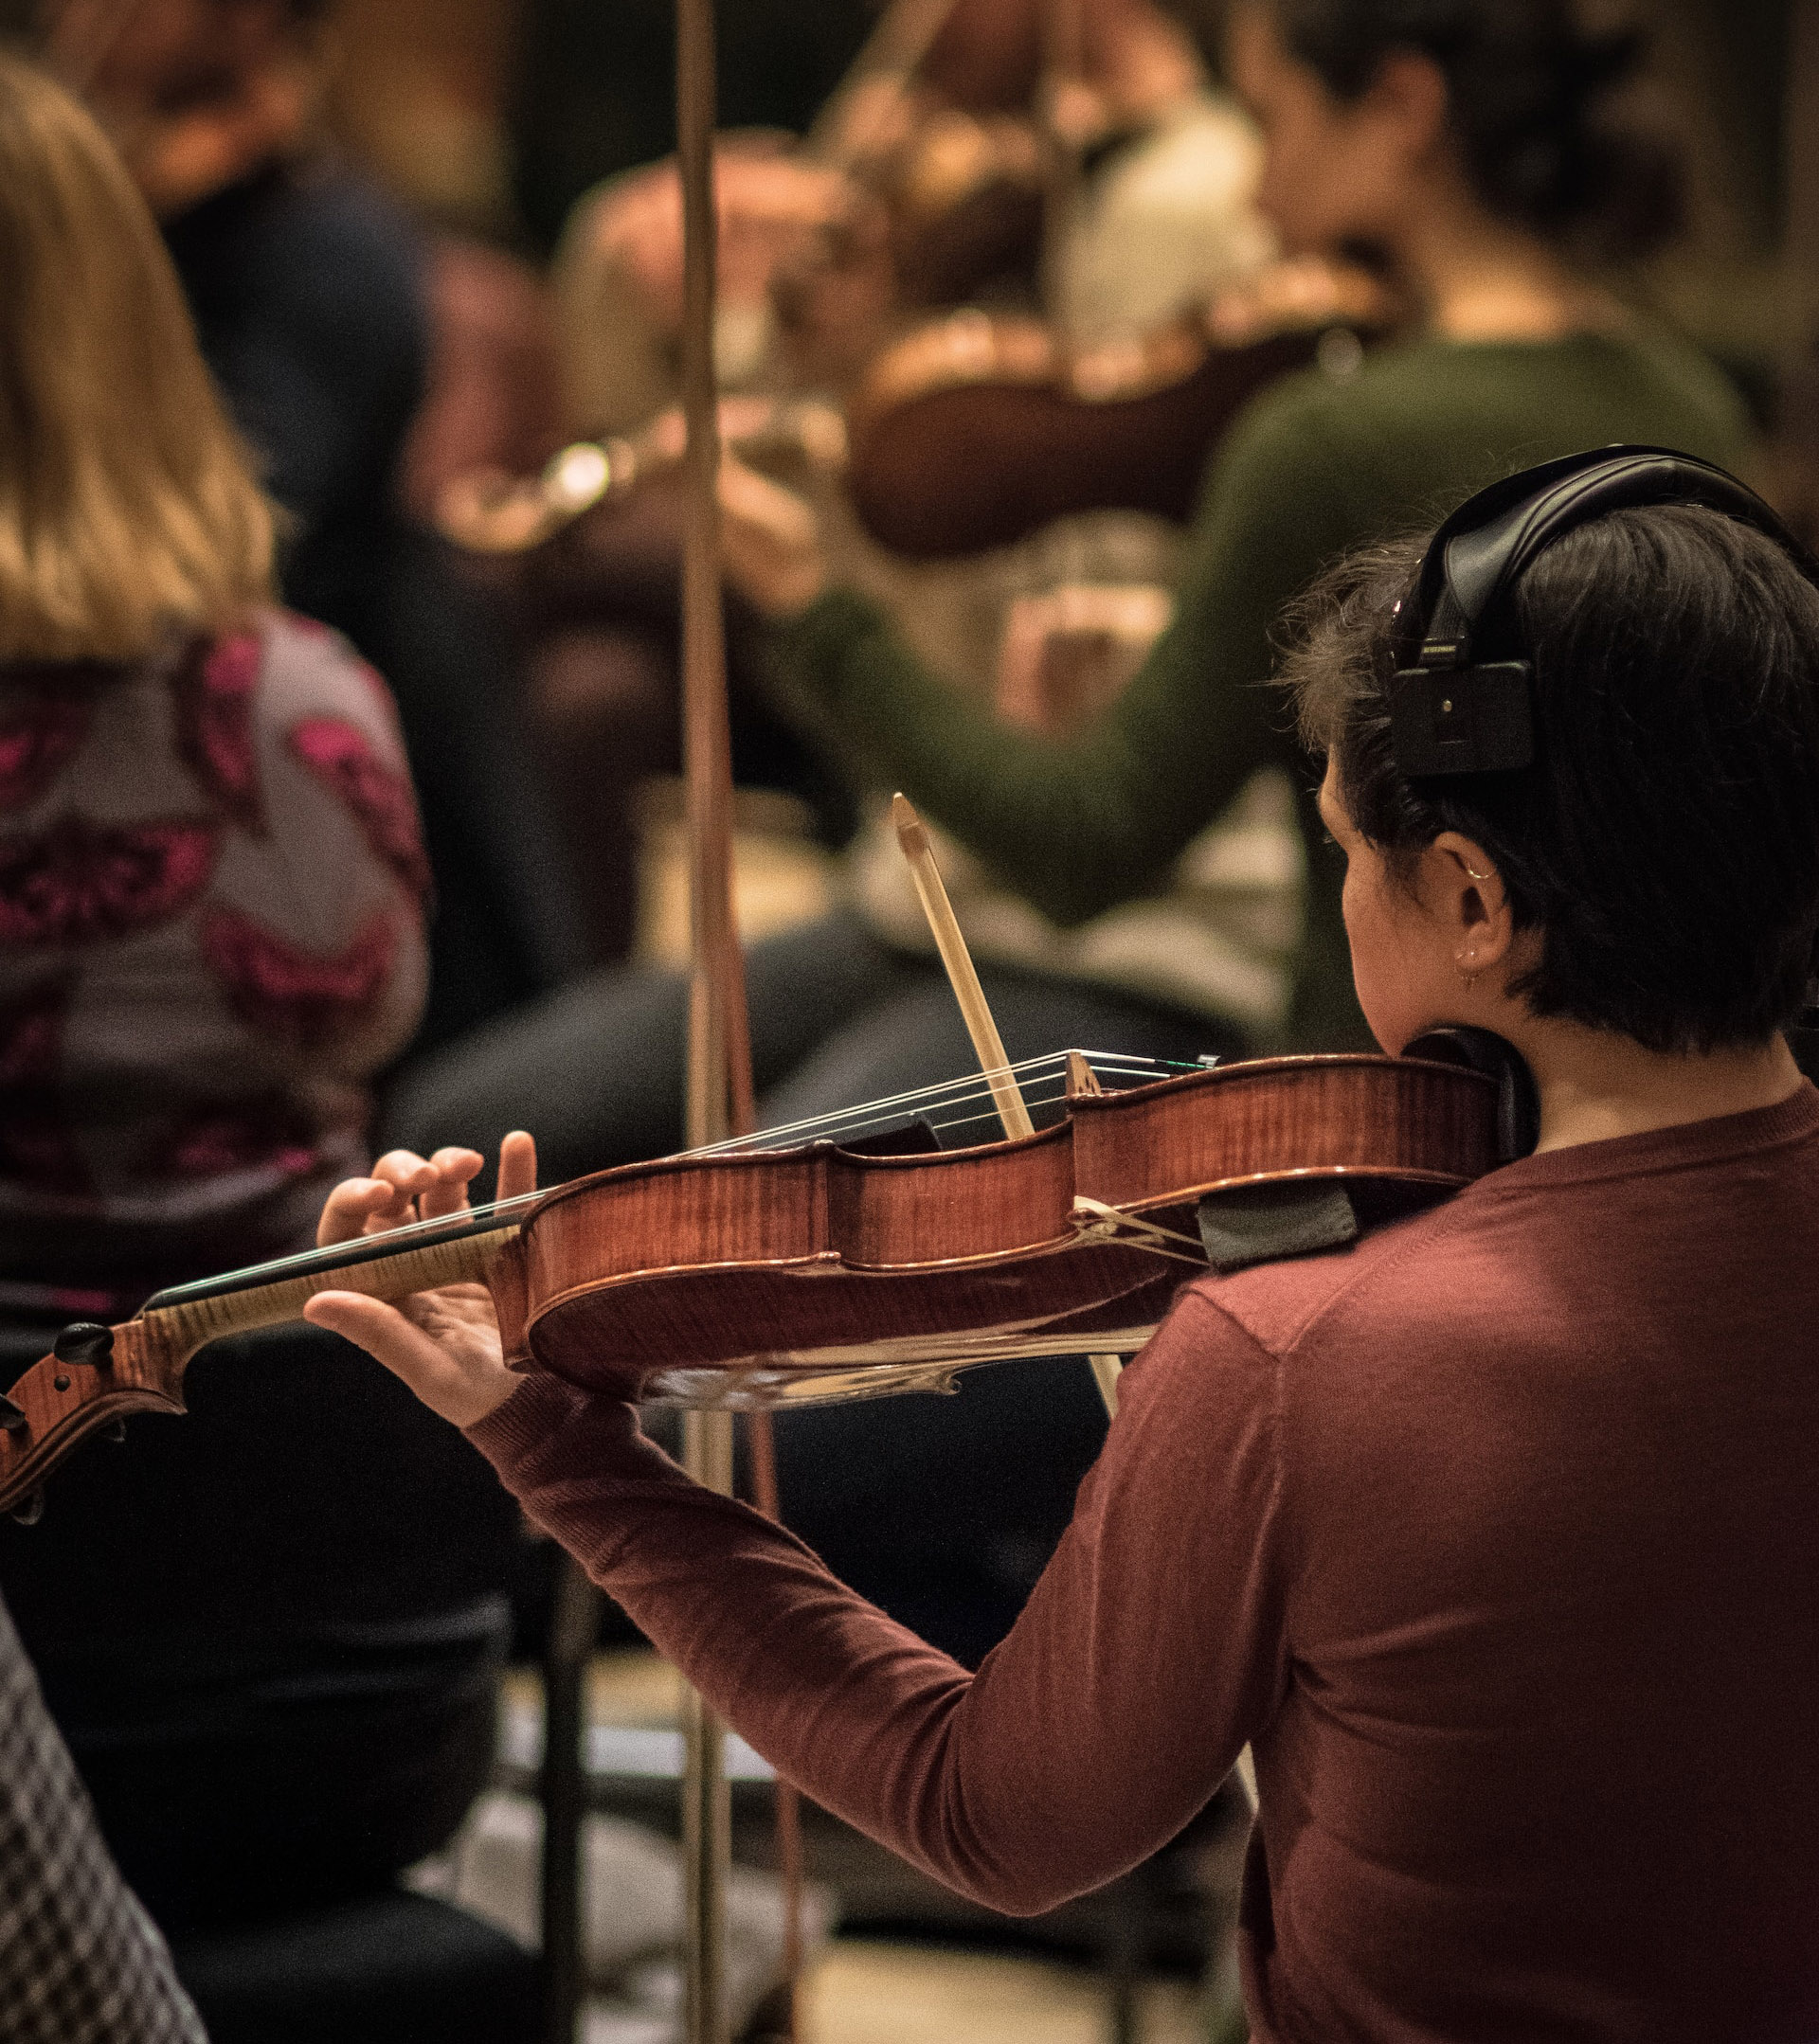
1271,0,1684,263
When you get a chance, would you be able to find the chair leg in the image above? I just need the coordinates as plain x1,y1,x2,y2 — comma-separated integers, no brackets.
541,1553,603,2044
1101,1878,1144,2044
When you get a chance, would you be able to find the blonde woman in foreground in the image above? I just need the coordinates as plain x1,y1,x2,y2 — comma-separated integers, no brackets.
0,58,520,1958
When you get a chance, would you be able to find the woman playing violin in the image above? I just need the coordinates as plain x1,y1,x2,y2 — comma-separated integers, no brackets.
370,0,1758,1681
312,460,1819,2039
377,0,1757,1665
712,0,1752,1055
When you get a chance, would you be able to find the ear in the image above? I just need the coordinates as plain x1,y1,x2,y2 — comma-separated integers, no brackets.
1421,831,1515,977
1360,46,1451,165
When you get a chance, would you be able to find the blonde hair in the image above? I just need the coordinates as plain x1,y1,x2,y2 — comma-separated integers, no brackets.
0,54,277,662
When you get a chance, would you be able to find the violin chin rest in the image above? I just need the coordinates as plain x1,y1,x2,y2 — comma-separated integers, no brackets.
1197,1182,1359,1275
1403,1025,1540,1163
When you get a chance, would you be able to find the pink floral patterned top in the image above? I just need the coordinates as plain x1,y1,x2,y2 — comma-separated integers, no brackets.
0,612,428,1328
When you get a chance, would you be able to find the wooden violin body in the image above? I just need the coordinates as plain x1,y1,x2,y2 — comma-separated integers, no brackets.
845,297,1380,559
492,1050,1498,1407
0,1048,1501,1512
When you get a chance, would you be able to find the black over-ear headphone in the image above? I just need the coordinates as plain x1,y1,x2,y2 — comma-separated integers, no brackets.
1386,445,1814,778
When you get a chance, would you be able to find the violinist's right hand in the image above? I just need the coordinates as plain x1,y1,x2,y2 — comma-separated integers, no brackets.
303,1133,538,1430
717,455,828,619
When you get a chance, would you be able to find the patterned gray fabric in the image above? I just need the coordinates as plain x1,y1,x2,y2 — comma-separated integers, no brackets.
0,1593,206,2044
0,610,429,1328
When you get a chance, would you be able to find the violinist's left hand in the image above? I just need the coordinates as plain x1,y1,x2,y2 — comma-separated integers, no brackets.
717,455,828,619
303,1133,538,1429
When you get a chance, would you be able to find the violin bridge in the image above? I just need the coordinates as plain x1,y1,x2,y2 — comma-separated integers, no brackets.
1065,1049,1104,1098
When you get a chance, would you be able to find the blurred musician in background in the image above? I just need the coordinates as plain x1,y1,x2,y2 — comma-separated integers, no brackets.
37,0,585,1049
442,0,1283,968
0,54,518,1940
40,0,403,638
549,0,1257,425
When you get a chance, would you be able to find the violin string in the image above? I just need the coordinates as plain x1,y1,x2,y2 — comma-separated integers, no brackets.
702,1048,1205,1155
712,1049,1201,1155
693,1049,1075,1153
400,1051,1198,1241
147,1049,1214,1303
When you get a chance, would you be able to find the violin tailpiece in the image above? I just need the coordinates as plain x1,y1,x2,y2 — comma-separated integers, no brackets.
1071,1197,1207,1264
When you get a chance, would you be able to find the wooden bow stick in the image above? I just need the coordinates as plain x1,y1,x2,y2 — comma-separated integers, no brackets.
892,794,1261,1816
675,1,802,2037
891,794,1123,1417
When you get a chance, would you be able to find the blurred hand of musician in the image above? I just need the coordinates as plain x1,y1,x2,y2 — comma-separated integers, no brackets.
42,0,324,217
716,456,828,619
769,191,901,390
303,1135,538,1428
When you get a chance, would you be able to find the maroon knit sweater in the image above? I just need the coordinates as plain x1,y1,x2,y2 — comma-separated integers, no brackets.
471,1085,1819,2041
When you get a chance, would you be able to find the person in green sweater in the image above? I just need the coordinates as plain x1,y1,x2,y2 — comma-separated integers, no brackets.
718,0,1751,1059
382,0,1750,1660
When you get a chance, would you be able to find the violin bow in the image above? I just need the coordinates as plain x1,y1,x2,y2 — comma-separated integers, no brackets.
1038,0,1088,336
674,2,803,2037
889,797,1268,1818
803,0,966,166
891,794,1123,1417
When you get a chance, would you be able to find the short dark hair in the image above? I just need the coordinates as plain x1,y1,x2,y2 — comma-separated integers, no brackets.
1270,0,1684,263
1281,503,1819,1054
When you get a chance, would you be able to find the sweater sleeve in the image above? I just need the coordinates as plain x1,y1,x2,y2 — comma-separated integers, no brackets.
767,377,1367,928
467,1286,1290,1914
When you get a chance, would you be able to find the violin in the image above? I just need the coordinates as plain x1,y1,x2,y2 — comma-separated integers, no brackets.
843,263,1390,559
779,0,1211,343
436,259,1387,561
0,1038,1514,1515
433,394,846,555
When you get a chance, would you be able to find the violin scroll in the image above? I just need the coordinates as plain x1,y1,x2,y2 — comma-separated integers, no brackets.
0,1318,186,1517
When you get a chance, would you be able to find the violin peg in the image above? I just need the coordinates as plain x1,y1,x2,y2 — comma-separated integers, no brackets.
0,1395,26,1434
53,1321,114,1367
10,1490,44,1527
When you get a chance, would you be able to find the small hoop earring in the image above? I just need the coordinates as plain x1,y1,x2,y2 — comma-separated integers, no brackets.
1464,863,1492,882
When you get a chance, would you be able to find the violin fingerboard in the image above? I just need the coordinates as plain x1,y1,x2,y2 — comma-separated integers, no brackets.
143,1226,522,1360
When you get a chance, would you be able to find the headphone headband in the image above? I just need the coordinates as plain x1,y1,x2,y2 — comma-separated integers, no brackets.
1387,446,1813,777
